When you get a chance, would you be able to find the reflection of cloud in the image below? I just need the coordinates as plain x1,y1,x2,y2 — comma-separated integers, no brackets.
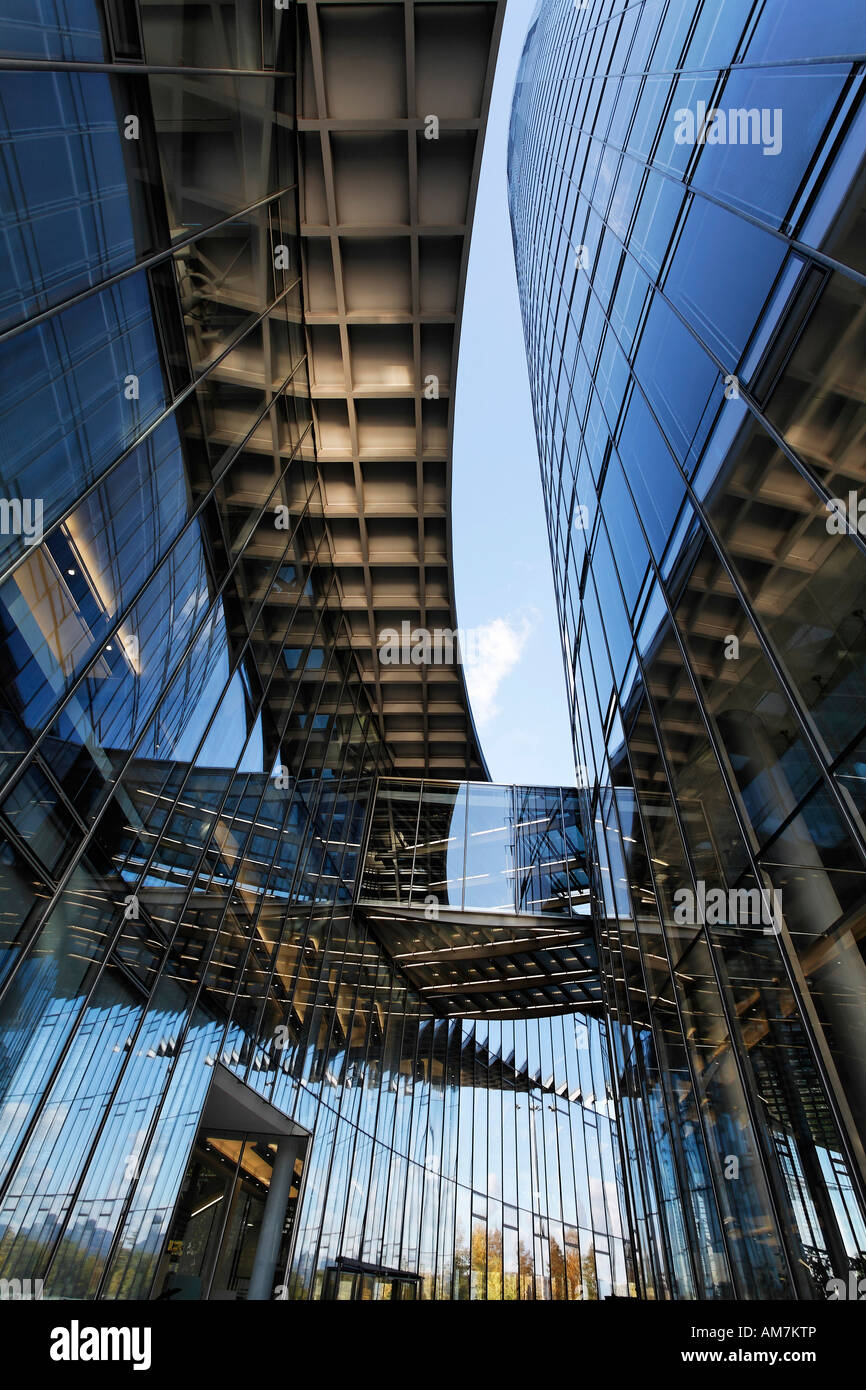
464,609,538,725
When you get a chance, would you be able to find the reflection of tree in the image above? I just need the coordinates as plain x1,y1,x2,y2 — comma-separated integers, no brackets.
519,1236,534,1299
454,1215,602,1300
0,1227,150,1300
455,1219,535,1300
550,1236,566,1299
454,1225,470,1300
801,1244,832,1296
550,1236,599,1300
485,1226,502,1299
584,1244,598,1300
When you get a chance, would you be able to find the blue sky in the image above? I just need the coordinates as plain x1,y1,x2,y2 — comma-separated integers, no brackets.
451,0,575,788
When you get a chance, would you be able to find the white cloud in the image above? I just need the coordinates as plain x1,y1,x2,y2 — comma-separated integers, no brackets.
463,609,538,725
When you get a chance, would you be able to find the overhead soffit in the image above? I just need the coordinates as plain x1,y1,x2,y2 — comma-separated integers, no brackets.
297,0,504,780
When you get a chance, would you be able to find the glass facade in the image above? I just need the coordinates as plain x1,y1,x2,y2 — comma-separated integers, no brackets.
0,0,381,1301
361,778,592,919
0,0,629,1303
359,778,602,1015
6,0,864,1310
510,0,866,1298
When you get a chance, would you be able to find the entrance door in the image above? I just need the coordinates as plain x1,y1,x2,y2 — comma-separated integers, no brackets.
152,1132,302,1300
324,1260,420,1300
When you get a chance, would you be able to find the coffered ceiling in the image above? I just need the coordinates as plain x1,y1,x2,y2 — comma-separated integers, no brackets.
297,0,504,779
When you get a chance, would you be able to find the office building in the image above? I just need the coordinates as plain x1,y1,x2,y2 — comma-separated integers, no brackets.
1,0,864,1304
509,0,866,1298
0,0,630,1302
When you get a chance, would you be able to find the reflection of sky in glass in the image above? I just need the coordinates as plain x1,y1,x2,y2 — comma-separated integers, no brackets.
362,780,588,917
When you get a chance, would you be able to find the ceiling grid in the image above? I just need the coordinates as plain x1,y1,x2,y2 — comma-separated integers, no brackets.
298,0,504,779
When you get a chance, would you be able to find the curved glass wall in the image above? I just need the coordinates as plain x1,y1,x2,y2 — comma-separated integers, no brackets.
0,0,622,1303
509,0,866,1299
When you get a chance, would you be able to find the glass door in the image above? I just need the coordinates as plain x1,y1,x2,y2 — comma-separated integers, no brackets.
152,1132,299,1300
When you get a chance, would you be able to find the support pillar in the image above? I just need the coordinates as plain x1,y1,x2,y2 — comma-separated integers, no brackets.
247,1135,303,1301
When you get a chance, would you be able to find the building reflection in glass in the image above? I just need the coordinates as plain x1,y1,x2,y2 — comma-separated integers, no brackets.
0,0,624,1303
509,0,866,1299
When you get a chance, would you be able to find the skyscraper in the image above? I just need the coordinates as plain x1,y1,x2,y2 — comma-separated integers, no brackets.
0,0,629,1303
2,0,864,1311
509,0,866,1298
